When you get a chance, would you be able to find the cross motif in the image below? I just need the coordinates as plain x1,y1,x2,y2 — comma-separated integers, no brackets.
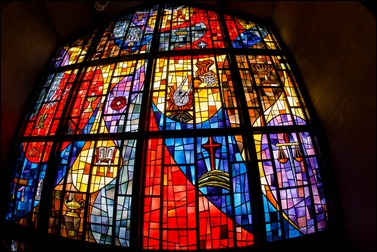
202,136,221,170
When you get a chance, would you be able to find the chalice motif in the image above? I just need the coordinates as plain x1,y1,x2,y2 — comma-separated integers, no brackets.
84,96,97,113
64,194,85,237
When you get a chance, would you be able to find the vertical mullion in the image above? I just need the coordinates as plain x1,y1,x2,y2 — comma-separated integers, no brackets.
266,133,286,241
130,3,164,250
217,1,267,246
110,138,122,246
39,23,107,239
246,54,268,127
37,66,86,234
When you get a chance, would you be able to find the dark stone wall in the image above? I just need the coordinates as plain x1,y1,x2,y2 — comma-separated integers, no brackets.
272,2,376,250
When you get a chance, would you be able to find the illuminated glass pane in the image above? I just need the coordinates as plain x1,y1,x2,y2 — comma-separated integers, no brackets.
224,15,275,49
48,139,136,244
22,70,78,137
142,135,253,249
5,141,51,224
254,132,327,241
93,5,158,59
51,33,96,67
159,5,225,51
4,3,329,250
150,55,241,130
236,54,309,127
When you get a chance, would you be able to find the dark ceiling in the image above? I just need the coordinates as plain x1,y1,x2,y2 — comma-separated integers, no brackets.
2,1,374,41
42,1,276,40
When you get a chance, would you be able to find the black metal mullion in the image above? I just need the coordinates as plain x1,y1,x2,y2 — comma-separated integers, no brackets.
37,22,107,238
158,5,169,249
217,1,268,246
110,138,122,247
129,2,164,250
265,133,286,242
64,28,109,243
118,16,131,57
55,139,75,238
37,67,86,235
297,131,320,234
267,54,299,128
248,54,269,128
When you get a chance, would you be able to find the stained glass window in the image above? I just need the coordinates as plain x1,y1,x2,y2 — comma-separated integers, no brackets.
4,3,329,251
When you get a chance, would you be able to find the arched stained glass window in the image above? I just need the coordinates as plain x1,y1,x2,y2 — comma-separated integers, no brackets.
4,3,329,251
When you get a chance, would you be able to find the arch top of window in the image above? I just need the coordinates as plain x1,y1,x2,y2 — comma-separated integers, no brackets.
50,4,281,69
